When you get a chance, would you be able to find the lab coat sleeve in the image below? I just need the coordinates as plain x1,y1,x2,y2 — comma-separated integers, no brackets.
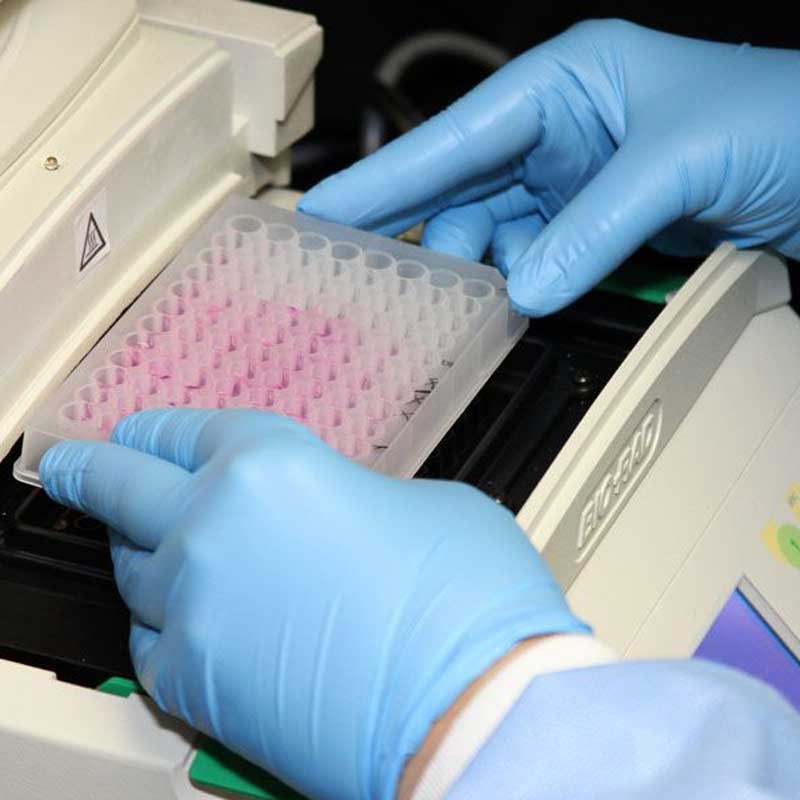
447,659,800,799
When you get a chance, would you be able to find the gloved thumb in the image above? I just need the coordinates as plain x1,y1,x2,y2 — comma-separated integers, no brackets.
503,143,685,316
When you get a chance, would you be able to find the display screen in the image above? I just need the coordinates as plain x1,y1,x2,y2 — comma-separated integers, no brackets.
695,590,800,713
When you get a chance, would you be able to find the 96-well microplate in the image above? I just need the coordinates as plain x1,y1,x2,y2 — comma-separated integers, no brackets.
16,197,527,484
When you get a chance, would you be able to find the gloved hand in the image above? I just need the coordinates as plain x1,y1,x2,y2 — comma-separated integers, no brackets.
299,21,800,316
40,409,586,800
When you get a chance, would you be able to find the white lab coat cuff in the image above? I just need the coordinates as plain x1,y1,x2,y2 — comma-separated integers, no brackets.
409,634,617,800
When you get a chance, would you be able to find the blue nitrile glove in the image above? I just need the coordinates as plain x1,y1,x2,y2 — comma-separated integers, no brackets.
40,409,586,800
299,21,800,316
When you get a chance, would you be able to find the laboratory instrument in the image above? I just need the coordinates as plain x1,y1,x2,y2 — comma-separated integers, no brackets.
0,2,798,798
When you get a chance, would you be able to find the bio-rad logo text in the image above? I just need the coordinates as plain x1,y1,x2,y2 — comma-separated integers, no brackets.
577,401,663,560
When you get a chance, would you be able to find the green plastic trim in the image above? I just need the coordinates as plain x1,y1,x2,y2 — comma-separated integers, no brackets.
599,264,687,304
190,736,305,800
96,676,141,698
96,677,304,799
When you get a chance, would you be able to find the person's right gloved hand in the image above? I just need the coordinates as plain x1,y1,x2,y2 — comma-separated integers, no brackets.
299,20,800,316
39,409,586,800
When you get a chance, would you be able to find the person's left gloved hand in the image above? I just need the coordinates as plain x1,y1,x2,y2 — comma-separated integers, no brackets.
40,409,586,800
299,22,800,316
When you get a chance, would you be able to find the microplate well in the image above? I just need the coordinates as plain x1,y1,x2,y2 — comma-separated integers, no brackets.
15,197,527,485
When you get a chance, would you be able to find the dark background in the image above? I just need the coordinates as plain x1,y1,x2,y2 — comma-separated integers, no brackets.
253,1,799,189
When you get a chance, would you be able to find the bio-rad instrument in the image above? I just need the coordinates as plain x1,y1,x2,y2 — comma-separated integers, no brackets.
0,1,797,798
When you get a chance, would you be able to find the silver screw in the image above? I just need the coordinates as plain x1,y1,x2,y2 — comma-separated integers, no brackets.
44,156,60,171
573,370,592,387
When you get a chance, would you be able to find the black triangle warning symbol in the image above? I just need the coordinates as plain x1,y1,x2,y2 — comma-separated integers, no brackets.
80,212,107,271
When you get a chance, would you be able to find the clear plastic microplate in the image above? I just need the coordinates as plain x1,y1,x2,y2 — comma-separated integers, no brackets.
15,196,527,485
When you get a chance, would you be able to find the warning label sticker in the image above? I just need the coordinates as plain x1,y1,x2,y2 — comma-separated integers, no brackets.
74,191,111,275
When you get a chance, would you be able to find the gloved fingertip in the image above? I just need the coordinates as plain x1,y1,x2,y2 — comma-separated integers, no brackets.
298,172,361,225
492,215,547,279
111,408,220,468
422,226,482,261
422,205,494,263
39,440,94,508
494,245,522,281
296,183,329,217
506,249,578,318
110,411,142,445
110,409,163,452
493,254,511,280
